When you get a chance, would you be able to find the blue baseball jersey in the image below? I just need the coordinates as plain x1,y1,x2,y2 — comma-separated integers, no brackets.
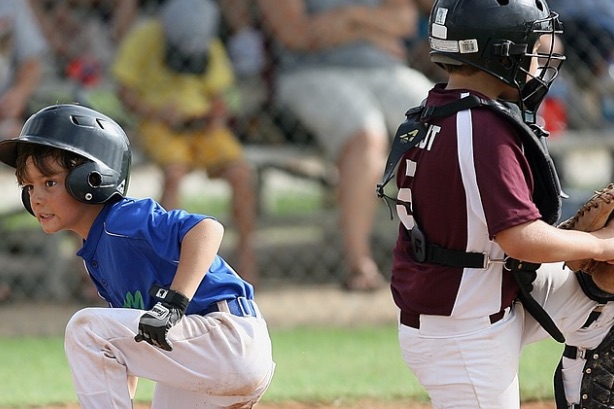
77,197,254,314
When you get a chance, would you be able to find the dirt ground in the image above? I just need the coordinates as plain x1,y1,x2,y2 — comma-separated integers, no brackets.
29,400,555,408
257,402,555,409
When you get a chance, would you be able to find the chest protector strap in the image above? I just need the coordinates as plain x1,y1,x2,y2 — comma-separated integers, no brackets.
379,95,566,343
378,95,563,222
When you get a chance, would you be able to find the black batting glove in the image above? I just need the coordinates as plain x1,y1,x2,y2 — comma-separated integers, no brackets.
135,286,189,351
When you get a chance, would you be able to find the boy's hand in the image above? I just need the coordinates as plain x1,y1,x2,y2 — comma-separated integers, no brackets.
135,302,183,351
135,286,189,351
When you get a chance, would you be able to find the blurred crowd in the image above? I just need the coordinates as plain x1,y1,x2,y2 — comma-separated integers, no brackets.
0,0,613,299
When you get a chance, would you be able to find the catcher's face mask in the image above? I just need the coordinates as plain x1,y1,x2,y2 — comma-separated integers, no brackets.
428,0,566,123
516,19,566,123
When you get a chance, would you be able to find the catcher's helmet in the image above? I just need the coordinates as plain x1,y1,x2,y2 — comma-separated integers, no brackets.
0,104,131,211
428,0,565,122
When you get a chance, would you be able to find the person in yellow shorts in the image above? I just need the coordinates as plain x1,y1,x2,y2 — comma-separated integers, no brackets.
112,0,259,285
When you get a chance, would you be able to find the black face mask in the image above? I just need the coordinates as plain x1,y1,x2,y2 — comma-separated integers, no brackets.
164,44,210,74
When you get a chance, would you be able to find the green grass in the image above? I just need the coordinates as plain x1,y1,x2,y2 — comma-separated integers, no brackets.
0,326,563,408
181,188,326,218
265,326,426,403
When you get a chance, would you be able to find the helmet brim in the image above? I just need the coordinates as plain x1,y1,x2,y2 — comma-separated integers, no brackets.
0,136,99,169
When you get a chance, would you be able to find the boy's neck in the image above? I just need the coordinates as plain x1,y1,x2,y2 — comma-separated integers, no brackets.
446,70,512,101
74,203,105,240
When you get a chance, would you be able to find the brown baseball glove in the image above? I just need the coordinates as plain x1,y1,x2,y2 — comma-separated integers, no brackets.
558,183,614,293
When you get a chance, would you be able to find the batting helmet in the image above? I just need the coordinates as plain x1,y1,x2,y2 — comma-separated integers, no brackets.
0,104,131,212
428,0,565,122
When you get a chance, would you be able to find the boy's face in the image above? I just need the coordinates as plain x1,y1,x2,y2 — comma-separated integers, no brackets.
21,156,91,236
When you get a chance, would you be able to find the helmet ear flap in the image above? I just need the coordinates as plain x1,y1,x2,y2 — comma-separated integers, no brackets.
21,187,34,216
19,162,124,216
66,161,123,204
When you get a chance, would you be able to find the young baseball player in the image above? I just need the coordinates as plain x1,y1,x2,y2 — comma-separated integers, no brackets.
0,104,275,409
380,0,614,407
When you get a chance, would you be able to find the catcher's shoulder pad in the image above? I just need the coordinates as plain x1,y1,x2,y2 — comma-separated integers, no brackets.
483,100,563,225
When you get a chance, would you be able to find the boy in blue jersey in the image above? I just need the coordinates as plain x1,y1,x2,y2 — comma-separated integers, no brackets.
0,104,275,409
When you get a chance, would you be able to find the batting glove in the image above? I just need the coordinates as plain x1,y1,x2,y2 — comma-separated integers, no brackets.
135,286,189,351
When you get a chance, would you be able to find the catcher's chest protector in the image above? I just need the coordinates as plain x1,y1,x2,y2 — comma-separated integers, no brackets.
489,102,564,226
379,95,563,226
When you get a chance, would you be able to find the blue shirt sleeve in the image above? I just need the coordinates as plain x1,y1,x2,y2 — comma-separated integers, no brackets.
78,198,253,312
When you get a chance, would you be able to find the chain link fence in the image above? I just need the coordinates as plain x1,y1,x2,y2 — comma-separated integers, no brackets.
0,0,613,303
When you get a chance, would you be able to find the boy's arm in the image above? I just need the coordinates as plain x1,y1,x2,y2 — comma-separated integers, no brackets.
258,0,415,58
116,84,182,129
135,218,225,350
495,219,614,265
0,58,42,120
170,218,225,299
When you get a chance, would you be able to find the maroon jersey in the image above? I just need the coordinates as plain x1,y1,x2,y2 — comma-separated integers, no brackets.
391,84,541,319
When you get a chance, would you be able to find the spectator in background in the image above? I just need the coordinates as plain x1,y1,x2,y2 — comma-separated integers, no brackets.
257,0,433,291
29,0,138,121
112,0,260,285
546,0,614,128
403,0,446,83
0,1,47,141
547,0,614,79
217,0,269,142
31,0,138,75
0,0,47,303
218,0,266,81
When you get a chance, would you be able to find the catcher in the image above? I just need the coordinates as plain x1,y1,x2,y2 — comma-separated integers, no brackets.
379,0,614,407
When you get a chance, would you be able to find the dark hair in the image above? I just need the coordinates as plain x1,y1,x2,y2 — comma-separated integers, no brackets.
15,144,88,185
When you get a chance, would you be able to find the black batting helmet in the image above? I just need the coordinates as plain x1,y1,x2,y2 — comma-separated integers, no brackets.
0,104,131,212
428,0,565,122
